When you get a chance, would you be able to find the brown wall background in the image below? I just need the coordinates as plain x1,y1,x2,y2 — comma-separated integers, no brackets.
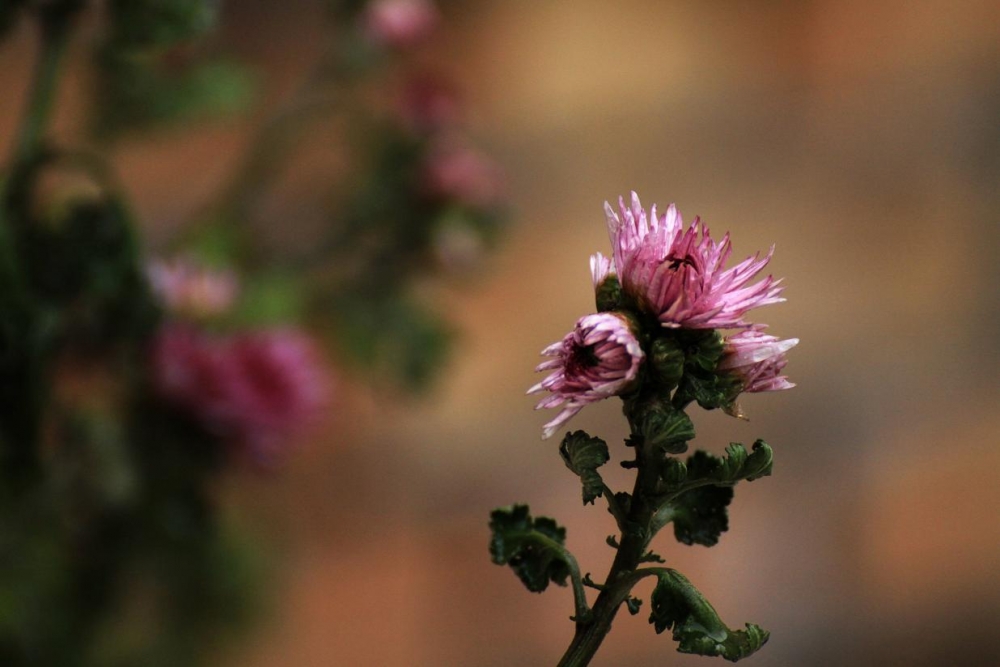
3,1,998,665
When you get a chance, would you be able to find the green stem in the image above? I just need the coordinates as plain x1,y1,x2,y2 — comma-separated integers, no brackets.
522,532,592,624
0,4,80,487
10,5,78,168
601,484,627,532
557,401,666,667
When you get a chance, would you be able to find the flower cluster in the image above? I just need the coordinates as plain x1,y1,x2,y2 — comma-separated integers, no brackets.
150,326,330,465
532,192,796,437
147,256,332,465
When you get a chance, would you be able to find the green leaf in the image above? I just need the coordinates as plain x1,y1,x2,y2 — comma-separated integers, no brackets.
649,569,769,662
92,49,254,139
640,404,695,454
687,441,774,485
489,505,571,593
671,484,733,547
231,272,305,327
558,431,610,505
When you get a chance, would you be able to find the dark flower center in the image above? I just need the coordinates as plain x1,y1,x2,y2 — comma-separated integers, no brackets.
566,343,600,376
665,254,697,271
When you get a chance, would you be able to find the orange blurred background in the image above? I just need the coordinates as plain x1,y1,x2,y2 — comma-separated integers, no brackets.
3,1,999,665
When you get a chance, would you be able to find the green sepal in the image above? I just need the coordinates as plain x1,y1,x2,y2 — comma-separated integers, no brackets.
594,275,622,312
558,431,610,505
671,484,733,547
489,505,571,593
649,569,769,662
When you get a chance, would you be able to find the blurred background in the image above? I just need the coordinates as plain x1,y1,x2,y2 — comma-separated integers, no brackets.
2,1,998,665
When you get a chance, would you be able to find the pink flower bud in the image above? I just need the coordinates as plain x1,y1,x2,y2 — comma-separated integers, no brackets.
528,313,644,439
361,0,439,50
719,326,798,393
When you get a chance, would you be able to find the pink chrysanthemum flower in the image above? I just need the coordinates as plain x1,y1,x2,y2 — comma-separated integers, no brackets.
592,192,784,329
361,0,439,50
147,257,238,319
718,326,798,393
528,313,645,439
150,326,331,465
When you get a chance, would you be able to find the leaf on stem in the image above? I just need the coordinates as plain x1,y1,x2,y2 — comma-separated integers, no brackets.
649,569,769,662
637,403,695,455
688,441,774,484
671,484,733,547
661,441,773,547
488,505,571,593
558,430,610,505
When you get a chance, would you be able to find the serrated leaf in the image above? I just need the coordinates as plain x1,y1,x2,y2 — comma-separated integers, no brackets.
638,403,695,455
687,441,774,486
671,484,733,547
559,431,610,505
489,505,571,593
649,569,769,662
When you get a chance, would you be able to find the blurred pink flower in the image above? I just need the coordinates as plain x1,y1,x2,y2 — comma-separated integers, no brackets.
147,257,238,319
528,313,644,439
399,74,462,134
361,0,439,50
421,141,504,208
718,326,798,393
150,326,330,465
593,192,784,329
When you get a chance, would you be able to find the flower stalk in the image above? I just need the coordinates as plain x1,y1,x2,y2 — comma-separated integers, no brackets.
491,193,793,666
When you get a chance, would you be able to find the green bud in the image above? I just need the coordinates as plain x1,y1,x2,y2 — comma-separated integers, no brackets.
595,275,622,312
681,329,724,372
649,336,684,389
